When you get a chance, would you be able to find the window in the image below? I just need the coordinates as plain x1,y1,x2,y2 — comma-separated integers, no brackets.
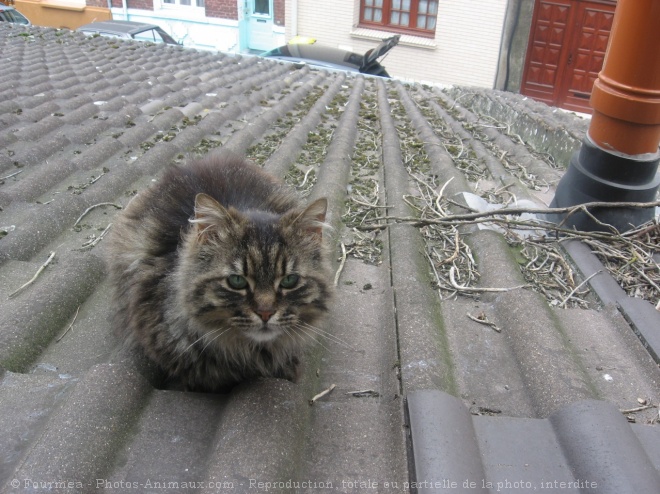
163,0,205,7
360,0,438,37
253,0,270,15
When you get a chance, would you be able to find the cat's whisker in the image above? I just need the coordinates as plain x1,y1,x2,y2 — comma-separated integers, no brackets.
184,326,230,354
199,327,233,355
183,333,210,353
284,321,322,347
290,324,334,353
296,322,354,349
280,318,320,345
294,322,355,351
283,330,296,343
278,324,295,341
293,322,340,345
282,327,302,348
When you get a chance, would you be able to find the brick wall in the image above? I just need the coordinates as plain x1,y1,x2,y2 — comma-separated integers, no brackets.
205,0,237,19
87,0,239,22
274,0,285,26
96,0,153,8
116,0,154,10
85,0,109,7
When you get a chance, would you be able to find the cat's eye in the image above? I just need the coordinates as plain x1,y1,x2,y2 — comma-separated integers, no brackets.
227,275,248,290
279,274,300,289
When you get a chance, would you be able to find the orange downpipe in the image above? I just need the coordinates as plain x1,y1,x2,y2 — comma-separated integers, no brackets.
588,0,660,156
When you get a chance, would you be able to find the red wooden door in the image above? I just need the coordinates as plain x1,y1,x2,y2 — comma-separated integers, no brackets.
521,0,616,113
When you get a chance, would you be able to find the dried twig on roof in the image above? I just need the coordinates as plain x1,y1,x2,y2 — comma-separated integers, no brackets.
9,251,56,299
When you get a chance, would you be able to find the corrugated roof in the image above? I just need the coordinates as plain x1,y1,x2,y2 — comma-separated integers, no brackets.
1,23,659,493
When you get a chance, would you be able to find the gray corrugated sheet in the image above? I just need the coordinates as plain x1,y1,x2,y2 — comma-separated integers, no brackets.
0,23,659,494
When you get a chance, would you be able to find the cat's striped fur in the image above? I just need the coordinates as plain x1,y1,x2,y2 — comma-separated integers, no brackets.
106,154,332,391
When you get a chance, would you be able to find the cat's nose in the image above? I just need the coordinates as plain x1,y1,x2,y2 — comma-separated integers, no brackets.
256,308,275,322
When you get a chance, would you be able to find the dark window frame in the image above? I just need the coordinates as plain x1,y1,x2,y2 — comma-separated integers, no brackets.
359,0,438,38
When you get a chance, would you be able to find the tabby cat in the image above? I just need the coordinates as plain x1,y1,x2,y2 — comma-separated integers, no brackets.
106,153,332,392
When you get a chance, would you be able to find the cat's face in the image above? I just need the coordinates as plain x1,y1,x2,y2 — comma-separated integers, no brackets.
179,193,331,346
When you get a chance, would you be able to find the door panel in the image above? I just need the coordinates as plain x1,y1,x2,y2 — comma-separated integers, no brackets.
247,0,274,51
521,0,616,113
559,3,614,111
521,0,573,106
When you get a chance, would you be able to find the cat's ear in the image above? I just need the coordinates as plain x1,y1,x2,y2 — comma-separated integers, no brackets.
286,198,328,241
191,193,235,243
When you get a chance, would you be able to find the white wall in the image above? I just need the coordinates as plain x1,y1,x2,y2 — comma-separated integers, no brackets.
112,7,240,52
286,0,507,87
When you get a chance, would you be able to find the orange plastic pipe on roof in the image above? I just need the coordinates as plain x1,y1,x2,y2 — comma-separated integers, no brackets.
589,0,660,156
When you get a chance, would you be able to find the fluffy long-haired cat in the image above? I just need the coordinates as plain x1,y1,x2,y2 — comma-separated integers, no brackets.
106,153,333,392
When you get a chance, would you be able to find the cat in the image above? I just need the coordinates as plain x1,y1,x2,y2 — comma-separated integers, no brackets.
105,153,333,392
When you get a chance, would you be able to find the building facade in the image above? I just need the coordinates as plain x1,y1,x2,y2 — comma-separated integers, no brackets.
14,0,286,52
286,0,508,87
